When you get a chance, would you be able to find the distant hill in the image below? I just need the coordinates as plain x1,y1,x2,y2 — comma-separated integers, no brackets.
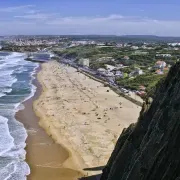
63,35,180,43
2,34,180,43
120,35,180,42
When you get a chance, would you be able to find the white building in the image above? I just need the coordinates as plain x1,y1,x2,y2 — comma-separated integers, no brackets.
168,43,180,46
105,71,115,77
129,69,143,77
105,64,116,71
97,68,106,74
131,46,139,50
115,71,123,77
133,51,149,55
156,54,172,57
78,58,89,67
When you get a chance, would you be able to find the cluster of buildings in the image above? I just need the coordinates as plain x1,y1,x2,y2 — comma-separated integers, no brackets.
7,39,58,46
4,36,67,47
59,39,180,100
76,55,171,99
97,65,123,78
69,41,96,47
77,58,123,79
77,56,169,78
67,39,180,53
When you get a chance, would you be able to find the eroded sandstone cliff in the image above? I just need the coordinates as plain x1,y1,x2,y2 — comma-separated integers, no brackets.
101,62,180,180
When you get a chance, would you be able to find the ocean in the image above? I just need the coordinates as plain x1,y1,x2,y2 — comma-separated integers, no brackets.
0,52,39,180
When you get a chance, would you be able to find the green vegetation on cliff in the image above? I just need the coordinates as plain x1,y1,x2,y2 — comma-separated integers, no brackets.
117,73,166,92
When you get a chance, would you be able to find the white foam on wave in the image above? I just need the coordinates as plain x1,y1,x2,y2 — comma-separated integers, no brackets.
6,52,25,59
0,52,32,98
0,75,17,89
15,63,39,112
0,52,39,180
27,64,39,99
0,88,12,98
0,112,30,180
0,53,24,69
0,116,14,156
9,60,38,180
0,159,30,180
15,67,28,74
7,161,30,180
0,114,27,160
14,103,25,111
0,161,16,180
0,92,5,98
1,88,12,94
0,53,24,89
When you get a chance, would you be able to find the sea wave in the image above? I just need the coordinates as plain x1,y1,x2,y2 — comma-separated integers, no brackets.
0,116,14,156
0,51,39,180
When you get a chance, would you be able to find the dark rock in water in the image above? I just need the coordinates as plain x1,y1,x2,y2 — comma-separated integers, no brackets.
101,62,180,180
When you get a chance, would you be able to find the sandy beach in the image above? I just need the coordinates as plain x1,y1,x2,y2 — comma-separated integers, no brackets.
33,61,141,177
16,70,82,180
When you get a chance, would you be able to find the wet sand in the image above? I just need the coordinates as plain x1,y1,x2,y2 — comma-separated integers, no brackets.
16,68,82,180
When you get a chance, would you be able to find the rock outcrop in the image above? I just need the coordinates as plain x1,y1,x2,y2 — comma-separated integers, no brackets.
101,62,180,180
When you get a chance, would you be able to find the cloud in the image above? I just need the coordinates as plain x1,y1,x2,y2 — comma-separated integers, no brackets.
14,13,59,20
0,5,35,13
15,13,49,20
26,10,40,14
1,14,180,36
44,15,180,36
46,15,149,25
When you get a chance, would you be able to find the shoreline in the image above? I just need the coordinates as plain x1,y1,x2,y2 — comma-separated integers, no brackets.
16,66,83,180
33,61,141,177
34,66,87,172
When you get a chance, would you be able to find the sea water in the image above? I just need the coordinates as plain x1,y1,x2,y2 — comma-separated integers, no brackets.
0,52,39,180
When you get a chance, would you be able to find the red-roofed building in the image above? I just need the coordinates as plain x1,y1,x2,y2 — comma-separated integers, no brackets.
155,61,166,69
156,69,164,74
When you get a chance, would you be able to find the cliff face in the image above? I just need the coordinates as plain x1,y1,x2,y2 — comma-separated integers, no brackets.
101,62,180,180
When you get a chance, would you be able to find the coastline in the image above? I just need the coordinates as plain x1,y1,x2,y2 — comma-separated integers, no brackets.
33,61,141,177
33,66,87,172
16,66,83,180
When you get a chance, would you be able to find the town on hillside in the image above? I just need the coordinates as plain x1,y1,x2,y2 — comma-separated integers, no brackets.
1,35,180,101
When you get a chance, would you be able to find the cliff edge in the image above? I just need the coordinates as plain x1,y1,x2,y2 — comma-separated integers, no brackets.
101,62,180,180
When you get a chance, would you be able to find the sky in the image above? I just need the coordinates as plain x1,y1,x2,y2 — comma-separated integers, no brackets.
0,0,180,36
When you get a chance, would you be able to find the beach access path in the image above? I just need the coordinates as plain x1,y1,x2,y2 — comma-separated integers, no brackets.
33,61,141,176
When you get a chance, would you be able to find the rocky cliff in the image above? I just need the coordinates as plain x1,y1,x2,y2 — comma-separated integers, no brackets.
101,62,180,180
